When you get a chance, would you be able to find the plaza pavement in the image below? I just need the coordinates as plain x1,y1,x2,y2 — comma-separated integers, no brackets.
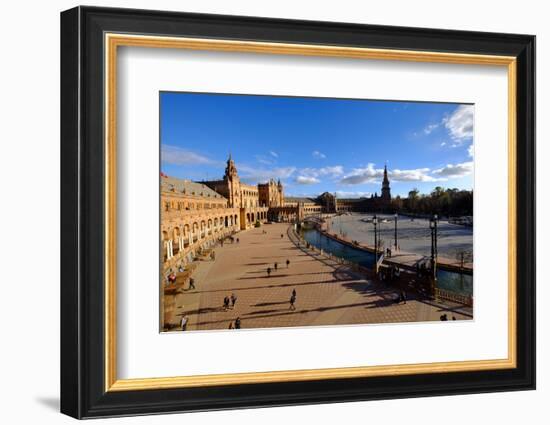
172,223,472,331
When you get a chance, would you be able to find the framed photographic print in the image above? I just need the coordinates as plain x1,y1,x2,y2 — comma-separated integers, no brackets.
60,6,536,419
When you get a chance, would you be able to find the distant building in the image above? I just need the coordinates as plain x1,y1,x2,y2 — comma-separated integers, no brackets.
258,178,284,208
336,164,392,212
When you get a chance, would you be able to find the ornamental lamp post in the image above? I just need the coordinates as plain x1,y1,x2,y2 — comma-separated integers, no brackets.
373,215,379,274
433,214,438,259
394,212,398,251
429,214,438,296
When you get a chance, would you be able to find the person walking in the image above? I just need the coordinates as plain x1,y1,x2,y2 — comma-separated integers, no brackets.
188,277,196,290
267,267,271,277
289,293,296,310
180,315,189,331
292,288,297,298
274,262,278,270
286,259,290,268
399,289,407,304
235,317,241,329
223,296,230,311
228,321,234,330
280,233,284,239
230,293,237,308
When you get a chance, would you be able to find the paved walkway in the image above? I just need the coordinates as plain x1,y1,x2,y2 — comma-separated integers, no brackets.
171,223,472,332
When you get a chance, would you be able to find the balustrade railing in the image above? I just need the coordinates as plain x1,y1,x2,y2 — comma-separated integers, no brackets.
435,288,473,307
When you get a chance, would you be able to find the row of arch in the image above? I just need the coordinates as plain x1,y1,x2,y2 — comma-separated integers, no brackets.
163,214,239,240
245,211,267,224
163,213,240,260
167,215,239,239
164,201,226,212
162,208,269,263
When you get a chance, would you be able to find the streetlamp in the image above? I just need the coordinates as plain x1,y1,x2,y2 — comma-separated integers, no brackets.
394,213,398,251
373,215,379,274
429,214,438,295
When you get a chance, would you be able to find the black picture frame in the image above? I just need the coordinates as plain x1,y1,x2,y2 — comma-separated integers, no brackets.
61,5,535,419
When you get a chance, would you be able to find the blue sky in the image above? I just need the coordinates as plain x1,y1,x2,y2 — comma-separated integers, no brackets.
160,92,474,198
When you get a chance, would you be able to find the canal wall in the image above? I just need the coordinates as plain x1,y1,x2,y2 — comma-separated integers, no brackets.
313,222,472,276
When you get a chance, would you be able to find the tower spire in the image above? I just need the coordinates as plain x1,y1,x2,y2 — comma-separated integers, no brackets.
381,163,391,202
225,153,237,179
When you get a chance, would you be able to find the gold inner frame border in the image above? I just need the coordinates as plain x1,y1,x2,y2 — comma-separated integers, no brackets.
104,33,517,392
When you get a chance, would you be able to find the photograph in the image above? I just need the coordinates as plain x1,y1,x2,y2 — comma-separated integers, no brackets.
160,92,474,332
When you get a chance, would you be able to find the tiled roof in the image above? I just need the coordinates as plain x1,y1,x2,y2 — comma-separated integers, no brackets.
337,198,367,202
285,197,319,204
161,177,226,199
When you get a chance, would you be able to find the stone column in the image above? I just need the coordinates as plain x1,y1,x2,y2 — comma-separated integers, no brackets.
165,240,172,259
164,241,169,260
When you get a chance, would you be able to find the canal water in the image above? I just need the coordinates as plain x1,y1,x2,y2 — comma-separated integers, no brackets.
302,228,473,296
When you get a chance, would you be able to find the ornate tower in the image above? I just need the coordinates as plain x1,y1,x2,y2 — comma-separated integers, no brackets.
381,164,391,203
277,179,284,206
224,154,238,179
224,154,241,208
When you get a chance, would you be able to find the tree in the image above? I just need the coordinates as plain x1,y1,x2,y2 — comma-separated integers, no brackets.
392,195,403,211
396,187,472,217
407,188,419,212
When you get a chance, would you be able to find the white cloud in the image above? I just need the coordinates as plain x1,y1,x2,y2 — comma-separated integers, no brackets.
161,145,217,165
256,157,273,165
443,105,474,143
432,161,473,179
339,163,382,185
300,165,344,179
340,163,440,185
239,164,296,184
312,150,326,159
269,150,278,158
286,190,370,199
335,191,372,199
468,144,474,158
392,168,438,182
295,176,320,185
440,142,446,146
339,161,473,184
320,166,344,176
424,123,439,135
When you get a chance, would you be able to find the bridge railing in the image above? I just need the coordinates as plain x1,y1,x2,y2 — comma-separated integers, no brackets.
435,288,473,307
